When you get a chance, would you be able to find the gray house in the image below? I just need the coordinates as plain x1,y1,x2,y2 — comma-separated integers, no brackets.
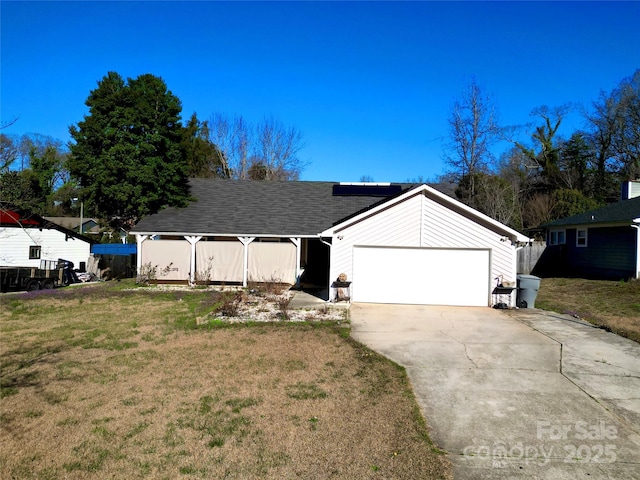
131,178,529,307
542,184,640,280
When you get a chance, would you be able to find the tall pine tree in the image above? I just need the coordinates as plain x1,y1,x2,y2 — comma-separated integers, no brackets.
68,72,190,229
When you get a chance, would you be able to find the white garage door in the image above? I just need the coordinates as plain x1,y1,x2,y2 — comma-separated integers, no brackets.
352,247,490,306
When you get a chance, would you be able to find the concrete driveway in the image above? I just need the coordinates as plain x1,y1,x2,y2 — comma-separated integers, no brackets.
349,304,640,479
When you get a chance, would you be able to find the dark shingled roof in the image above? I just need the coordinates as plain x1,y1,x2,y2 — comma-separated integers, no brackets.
543,196,640,228
132,179,420,236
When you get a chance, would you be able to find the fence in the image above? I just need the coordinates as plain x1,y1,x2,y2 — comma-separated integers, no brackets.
517,242,546,274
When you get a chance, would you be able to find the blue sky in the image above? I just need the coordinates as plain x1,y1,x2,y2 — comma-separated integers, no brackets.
2,1,639,182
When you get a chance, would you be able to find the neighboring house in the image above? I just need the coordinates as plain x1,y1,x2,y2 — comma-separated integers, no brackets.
541,183,640,280
44,216,101,236
131,179,529,307
44,216,128,242
1,209,93,269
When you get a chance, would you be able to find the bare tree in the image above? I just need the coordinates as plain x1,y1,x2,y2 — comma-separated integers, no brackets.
584,70,640,199
444,79,500,202
473,173,521,228
255,116,306,180
0,116,19,130
208,113,306,181
208,113,251,179
0,134,18,172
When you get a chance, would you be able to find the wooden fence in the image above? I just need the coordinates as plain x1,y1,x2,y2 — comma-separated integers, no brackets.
517,242,547,274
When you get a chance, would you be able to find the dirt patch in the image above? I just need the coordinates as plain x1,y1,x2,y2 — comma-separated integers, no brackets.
0,283,451,479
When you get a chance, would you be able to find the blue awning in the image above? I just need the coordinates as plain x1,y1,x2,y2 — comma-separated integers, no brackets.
92,244,137,255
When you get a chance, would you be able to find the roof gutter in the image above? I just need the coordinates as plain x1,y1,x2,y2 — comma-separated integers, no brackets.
317,234,332,249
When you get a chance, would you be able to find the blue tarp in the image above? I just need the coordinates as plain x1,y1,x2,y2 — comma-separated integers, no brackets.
92,244,137,255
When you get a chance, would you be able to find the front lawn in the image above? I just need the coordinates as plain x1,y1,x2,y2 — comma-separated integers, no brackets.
536,277,640,343
0,283,451,479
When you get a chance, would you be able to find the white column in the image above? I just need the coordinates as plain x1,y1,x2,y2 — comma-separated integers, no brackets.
185,236,203,285
633,222,640,279
290,237,302,285
238,237,255,287
135,234,148,275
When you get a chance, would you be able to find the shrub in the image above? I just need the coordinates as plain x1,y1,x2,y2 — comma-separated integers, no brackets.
136,263,157,286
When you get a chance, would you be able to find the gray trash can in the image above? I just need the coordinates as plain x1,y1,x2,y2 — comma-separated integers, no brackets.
517,274,541,308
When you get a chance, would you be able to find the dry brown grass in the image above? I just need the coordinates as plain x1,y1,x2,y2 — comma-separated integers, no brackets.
0,283,451,479
536,277,640,343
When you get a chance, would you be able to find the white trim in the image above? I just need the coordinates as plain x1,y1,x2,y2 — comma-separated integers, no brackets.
339,182,391,186
135,234,149,275
184,236,203,284
238,237,255,287
576,229,588,248
131,231,321,239
548,229,566,246
28,245,42,259
321,184,530,243
633,224,640,280
549,221,634,230
290,237,302,283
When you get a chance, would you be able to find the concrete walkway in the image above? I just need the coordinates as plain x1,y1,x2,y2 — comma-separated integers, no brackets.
349,304,640,479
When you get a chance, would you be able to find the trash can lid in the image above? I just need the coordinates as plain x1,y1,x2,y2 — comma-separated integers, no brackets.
517,274,541,280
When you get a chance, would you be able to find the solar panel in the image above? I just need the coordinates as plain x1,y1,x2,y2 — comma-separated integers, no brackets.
332,184,403,196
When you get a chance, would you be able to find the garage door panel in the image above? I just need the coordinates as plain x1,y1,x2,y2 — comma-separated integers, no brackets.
352,247,489,306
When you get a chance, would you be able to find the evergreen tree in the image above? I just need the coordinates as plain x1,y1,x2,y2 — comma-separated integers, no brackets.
68,72,190,229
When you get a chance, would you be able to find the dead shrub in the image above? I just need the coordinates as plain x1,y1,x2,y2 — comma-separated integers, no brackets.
248,276,288,296
277,296,291,321
214,291,243,317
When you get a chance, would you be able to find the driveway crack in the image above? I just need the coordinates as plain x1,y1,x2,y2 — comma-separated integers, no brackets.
440,331,478,368
462,343,479,368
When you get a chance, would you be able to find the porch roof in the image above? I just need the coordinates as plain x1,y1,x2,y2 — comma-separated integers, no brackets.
132,178,418,237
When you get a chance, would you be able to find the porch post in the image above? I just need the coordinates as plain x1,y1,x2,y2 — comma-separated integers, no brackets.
185,236,202,285
290,238,302,285
633,222,640,279
135,234,148,276
238,237,255,287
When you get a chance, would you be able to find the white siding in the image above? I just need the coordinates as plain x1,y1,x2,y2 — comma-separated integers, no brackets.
329,190,517,304
420,194,515,287
0,226,91,268
330,194,422,284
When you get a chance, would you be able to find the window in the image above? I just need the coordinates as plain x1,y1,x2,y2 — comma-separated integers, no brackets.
576,229,588,247
549,230,565,245
29,245,41,259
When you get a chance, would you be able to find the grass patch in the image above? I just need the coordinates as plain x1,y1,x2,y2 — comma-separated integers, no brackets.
536,277,640,343
0,282,451,479
285,382,328,400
